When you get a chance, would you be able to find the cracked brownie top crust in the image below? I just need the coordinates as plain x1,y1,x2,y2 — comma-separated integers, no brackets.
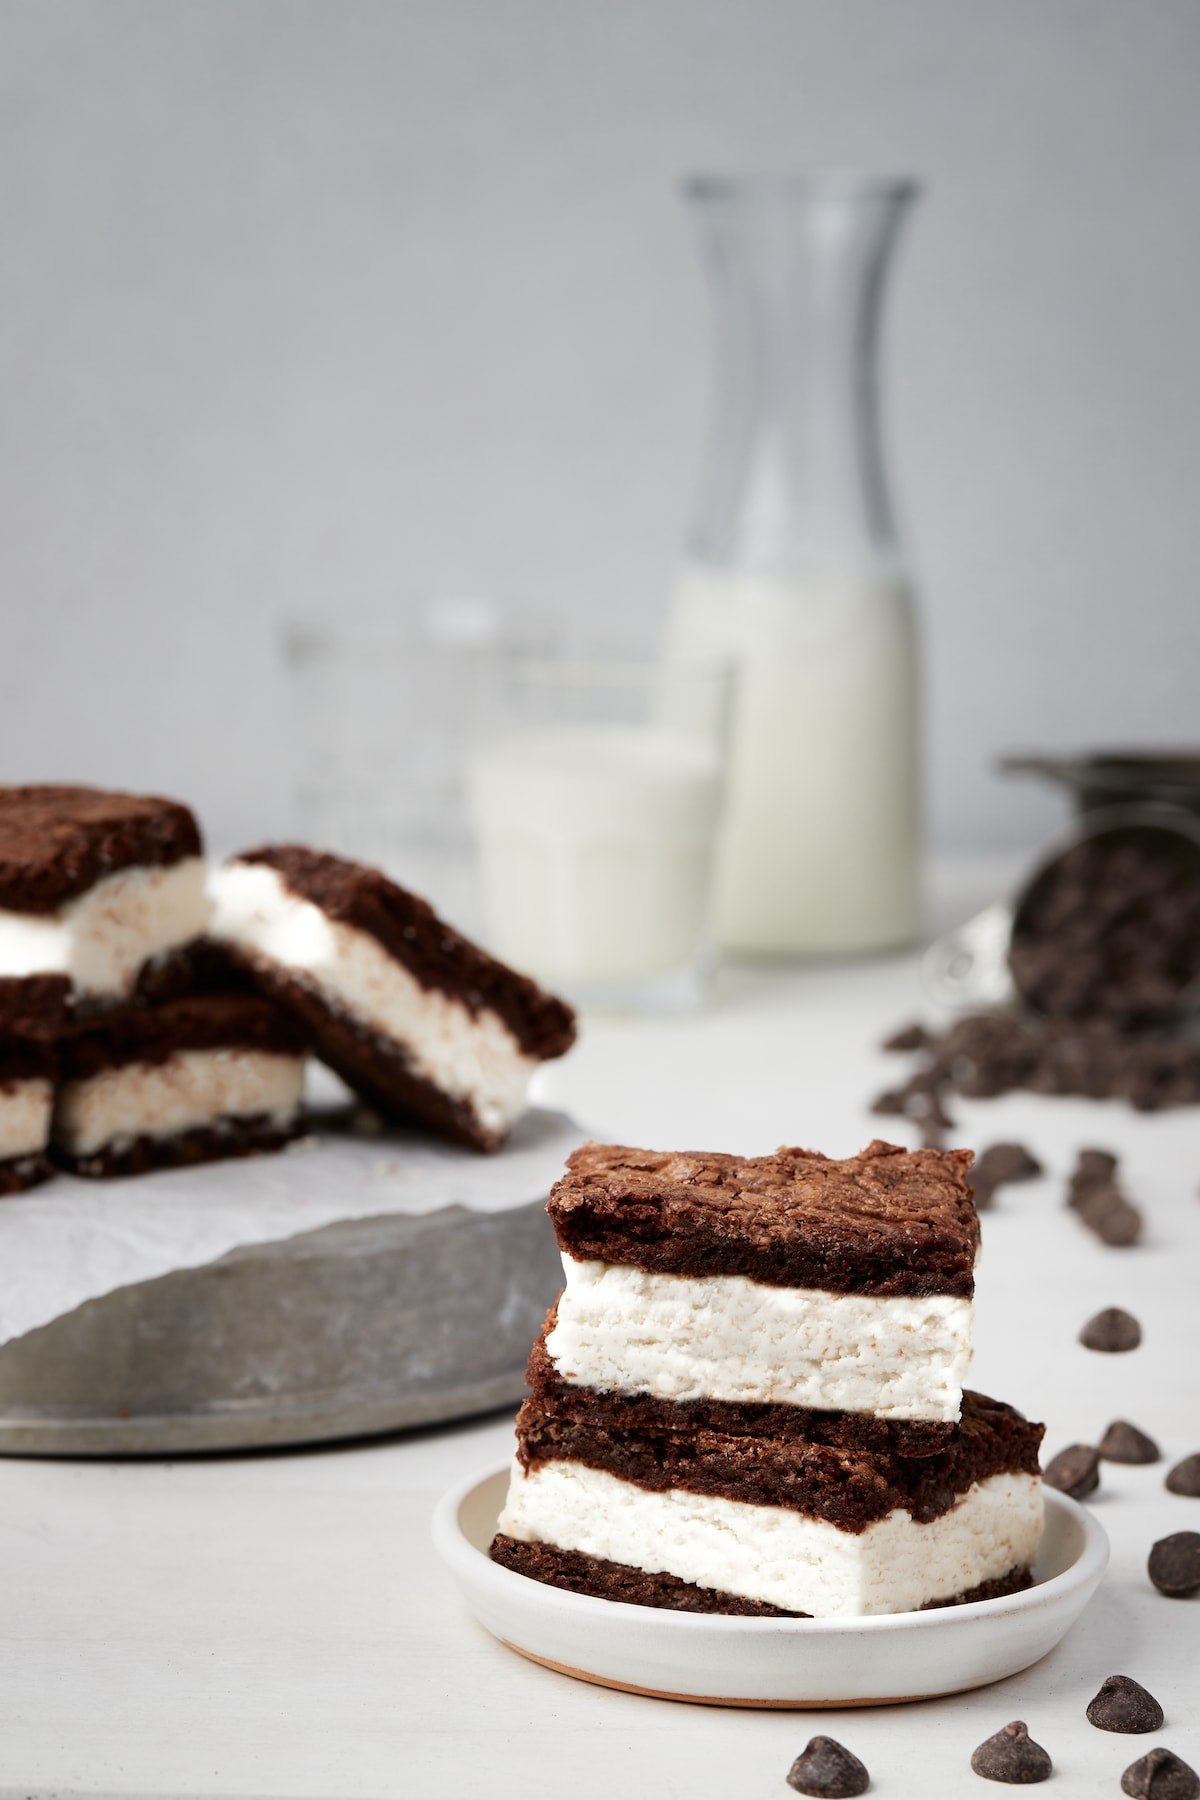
0,786,202,912
547,1138,980,1296
231,845,576,1060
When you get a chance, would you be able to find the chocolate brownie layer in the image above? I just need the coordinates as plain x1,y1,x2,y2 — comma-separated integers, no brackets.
0,1040,57,1084
548,1139,980,1297
488,1535,1034,1617
513,1388,1043,1531
233,961,503,1151
52,1113,304,1180
59,993,310,1081
0,786,201,912
0,974,74,1039
524,1322,957,1456
0,1152,53,1197
235,846,575,1060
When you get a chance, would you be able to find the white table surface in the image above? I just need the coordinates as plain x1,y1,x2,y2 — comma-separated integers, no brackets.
1,858,1198,1799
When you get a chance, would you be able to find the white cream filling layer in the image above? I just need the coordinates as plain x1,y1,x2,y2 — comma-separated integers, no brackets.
0,858,210,996
545,1255,974,1422
499,1459,1043,1618
209,860,537,1138
0,1077,53,1159
53,1048,306,1156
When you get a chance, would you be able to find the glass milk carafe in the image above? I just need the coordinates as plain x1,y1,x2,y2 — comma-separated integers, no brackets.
666,173,921,956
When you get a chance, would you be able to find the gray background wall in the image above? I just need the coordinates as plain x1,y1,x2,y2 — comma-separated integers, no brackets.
1,0,1197,853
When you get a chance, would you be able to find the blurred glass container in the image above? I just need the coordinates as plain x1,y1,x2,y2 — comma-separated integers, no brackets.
282,599,540,930
466,660,728,1012
666,172,921,957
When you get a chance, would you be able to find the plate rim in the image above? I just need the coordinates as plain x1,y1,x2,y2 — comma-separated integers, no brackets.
433,1460,1110,1638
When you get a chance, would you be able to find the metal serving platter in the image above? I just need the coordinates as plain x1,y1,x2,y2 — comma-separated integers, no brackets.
0,1107,577,1457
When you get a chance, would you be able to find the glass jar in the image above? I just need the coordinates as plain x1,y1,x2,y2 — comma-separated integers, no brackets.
666,172,921,956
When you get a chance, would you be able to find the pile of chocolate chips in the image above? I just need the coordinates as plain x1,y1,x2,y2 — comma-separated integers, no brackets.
878,1006,1200,1123
877,829,1200,1120
1009,831,1200,1029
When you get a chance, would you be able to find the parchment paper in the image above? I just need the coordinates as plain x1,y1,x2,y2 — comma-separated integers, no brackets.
0,1102,585,1348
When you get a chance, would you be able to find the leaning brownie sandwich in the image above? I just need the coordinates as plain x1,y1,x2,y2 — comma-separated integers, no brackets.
0,785,210,1035
52,993,310,1178
491,1139,1045,1618
0,1039,56,1195
208,846,576,1151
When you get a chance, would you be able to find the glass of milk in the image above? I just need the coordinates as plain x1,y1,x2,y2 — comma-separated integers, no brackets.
467,660,727,1011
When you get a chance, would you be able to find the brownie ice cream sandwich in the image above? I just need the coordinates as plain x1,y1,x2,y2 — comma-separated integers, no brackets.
492,1138,1045,1617
0,1039,56,1195
52,992,309,1177
208,846,576,1151
494,1386,1043,1617
0,786,210,1035
542,1139,980,1423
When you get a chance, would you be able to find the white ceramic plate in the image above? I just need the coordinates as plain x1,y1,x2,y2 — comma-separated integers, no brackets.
432,1465,1109,1708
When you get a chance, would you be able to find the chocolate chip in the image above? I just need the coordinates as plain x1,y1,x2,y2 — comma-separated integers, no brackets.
1165,1454,1200,1496
1044,1443,1101,1499
882,1022,931,1053
1148,1531,1200,1597
1080,1307,1142,1352
1086,1675,1165,1733
970,1720,1053,1783
975,1141,1044,1185
786,1735,870,1796
869,1087,909,1117
1075,1147,1119,1184
1099,1420,1161,1464
1120,1747,1200,1798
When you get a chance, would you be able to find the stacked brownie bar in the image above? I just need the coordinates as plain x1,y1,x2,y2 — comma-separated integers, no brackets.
0,790,576,1189
208,846,576,1151
0,786,310,1185
492,1139,1044,1618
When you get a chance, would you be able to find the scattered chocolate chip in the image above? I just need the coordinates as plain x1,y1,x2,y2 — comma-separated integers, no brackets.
786,1735,870,1796
1068,1149,1144,1246
1120,1746,1200,1798
1080,1307,1142,1352
882,1022,930,1053
1165,1454,1200,1496
970,1720,1053,1783
1044,1443,1101,1499
1087,1675,1165,1733
869,1087,909,1117
1075,1147,1119,1184
1148,1531,1200,1597
1099,1420,1161,1464
977,1141,1044,1185
971,1141,1044,1210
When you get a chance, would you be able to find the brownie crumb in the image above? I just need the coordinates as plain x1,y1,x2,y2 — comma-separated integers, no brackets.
1099,1421,1161,1465
1087,1675,1165,1734
1147,1531,1200,1598
1165,1454,1200,1497
1120,1747,1200,1799
970,1720,1053,1783
1080,1307,1142,1353
786,1737,870,1797
1043,1444,1101,1500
